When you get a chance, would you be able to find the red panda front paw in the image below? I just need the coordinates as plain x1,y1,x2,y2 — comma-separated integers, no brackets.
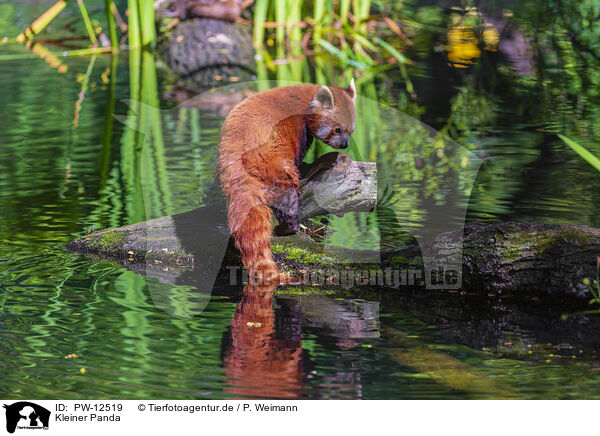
250,260,281,285
273,208,300,236
274,220,300,236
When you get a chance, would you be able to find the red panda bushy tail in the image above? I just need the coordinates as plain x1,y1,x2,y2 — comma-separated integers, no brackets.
224,184,294,284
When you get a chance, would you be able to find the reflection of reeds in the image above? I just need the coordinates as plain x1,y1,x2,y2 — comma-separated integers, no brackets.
120,49,146,224
99,54,118,193
73,55,97,127
141,50,171,217
118,50,171,220
24,41,68,73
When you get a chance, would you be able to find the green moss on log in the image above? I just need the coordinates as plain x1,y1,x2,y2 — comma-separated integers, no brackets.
272,243,334,266
87,230,127,252
497,226,595,262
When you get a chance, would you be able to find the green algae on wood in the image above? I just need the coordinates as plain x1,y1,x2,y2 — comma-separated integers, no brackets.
67,214,600,299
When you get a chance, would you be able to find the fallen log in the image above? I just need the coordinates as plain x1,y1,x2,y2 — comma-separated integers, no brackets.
67,216,600,301
298,152,377,220
66,152,600,300
65,152,377,277
383,221,600,298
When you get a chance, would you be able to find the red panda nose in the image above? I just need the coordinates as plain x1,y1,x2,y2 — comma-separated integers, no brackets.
337,133,349,149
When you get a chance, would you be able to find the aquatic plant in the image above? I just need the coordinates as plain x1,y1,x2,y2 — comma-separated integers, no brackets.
11,0,155,52
558,135,600,173
251,0,412,75
582,258,600,314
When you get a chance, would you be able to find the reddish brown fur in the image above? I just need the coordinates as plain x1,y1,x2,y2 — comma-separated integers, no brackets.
217,83,356,283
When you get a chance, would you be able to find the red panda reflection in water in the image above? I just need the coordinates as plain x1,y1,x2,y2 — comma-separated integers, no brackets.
217,81,356,284
222,283,304,398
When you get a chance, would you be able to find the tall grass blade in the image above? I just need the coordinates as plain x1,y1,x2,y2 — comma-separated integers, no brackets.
313,0,326,41
105,0,119,49
127,0,141,49
140,0,156,47
16,0,67,43
558,134,600,172
76,0,97,45
373,36,407,63
275,0,286,55
63,47,113,56
340,0,351,24
317,39,370,68
352,0,371,32
253,0,268,47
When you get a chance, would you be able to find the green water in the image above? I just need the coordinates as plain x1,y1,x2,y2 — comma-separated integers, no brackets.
2,0,600,399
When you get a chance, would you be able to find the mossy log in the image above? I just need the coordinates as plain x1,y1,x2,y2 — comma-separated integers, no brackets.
66,152,377,279
66,216,600,300
66,150,600,298
384,221,600,298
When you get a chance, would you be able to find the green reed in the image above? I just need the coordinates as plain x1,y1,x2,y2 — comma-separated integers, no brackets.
251,0,409,75
13,0,155,51
76,0,97,45
104,0,118,49
558,134,600,173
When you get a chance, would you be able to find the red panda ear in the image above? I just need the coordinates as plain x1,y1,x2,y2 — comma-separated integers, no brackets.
311,85,335,109
345,78,356,105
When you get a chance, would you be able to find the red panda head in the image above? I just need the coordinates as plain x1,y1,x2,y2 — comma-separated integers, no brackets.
307,79,356,149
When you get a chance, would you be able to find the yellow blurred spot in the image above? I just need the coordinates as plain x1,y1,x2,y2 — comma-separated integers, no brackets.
246,322,262,328
80,368,86,374
101,68,111,85
483,25,499,51
446,26,481,68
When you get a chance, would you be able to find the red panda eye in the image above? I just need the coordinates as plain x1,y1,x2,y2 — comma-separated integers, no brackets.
334,127,341,134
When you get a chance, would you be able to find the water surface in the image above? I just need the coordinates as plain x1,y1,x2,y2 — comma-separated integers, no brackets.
2,0,600,399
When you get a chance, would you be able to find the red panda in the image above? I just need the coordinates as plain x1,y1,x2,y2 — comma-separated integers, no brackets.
217,80,357,283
